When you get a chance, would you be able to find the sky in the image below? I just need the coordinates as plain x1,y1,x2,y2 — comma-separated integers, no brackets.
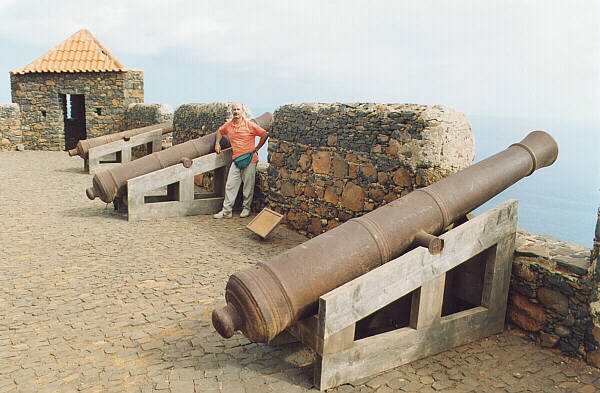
0,0,598,245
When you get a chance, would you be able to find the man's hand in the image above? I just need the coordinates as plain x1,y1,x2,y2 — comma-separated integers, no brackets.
215,143,221,154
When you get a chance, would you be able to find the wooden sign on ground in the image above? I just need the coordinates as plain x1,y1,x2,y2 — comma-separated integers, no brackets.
282,200,518,390
246,208,283,238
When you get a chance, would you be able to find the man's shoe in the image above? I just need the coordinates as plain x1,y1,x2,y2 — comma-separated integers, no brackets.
213,210,232,219
240,209,251,218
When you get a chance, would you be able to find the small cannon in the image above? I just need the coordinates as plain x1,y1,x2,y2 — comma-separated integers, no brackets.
86,113,273,203
68,122,173,159
212,131,558,343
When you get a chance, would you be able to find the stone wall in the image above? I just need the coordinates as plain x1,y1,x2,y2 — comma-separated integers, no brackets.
124,103,174,152
588,208,600,366
0,104,24,151
10,70,144,150
508,228,600,365
172,103,232,145
172,103,233,190
265,103,474,236
124,103,174,130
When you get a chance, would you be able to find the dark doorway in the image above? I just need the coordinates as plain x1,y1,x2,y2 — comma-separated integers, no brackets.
61,93,86,150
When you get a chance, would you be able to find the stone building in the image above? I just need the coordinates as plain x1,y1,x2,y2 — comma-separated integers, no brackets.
10,29,144,150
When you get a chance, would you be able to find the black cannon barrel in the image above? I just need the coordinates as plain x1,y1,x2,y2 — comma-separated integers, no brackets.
212,131,558,343
86,113,273,203
68,122,173,159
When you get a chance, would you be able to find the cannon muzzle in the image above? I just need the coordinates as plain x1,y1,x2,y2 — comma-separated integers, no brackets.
86,113,273,203
212,130,558,343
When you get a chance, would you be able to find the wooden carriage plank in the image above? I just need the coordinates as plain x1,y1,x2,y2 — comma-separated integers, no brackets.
127,197,223,222
127,149,232,196
88,129,164,174
409,273,446,329
316,306,504,390
482,233,516,318
319,200,518,338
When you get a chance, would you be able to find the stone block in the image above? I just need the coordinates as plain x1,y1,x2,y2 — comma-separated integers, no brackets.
587,351,600,368
361,163,377,181
324,187,338,205
312,151,330,174
516,244,550,259
554,255,589,276
507,293,546,332
341,182,364,212
281,182,295,197
555,325,571,337
537,287,569,315
369,188,386,202
540,331,559,347
332,154,348,178
393,168,411,187
309,218,323,236
298,154,311,170
512,263,537,282
304,184,317,198
327,134,338,146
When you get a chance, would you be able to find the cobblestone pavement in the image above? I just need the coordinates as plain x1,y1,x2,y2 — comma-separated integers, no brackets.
1,151,599,393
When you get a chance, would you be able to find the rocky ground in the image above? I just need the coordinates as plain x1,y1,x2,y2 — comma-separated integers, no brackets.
1,151,599,392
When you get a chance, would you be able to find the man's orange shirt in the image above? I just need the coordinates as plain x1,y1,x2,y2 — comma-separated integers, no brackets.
218,119,267,164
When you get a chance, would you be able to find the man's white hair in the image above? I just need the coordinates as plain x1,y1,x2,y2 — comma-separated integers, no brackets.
227,103,255,120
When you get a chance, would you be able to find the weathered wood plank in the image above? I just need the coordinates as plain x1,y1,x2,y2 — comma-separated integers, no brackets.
287,315,319,353
127,149,232,196
316,307,503,390
179,177,194,202
409,273,445,329
127,197,224,222
319,200,518,338
482,232,516,318
88,128,163,174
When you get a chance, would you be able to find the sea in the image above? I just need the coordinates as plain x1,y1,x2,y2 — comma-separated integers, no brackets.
253,111,598,247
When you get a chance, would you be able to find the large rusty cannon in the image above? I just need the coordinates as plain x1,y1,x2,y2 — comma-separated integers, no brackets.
212,130,558,343
68,122,173,159
86,113,273,203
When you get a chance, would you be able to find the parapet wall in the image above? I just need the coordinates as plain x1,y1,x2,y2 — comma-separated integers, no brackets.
265,103,474,235
509,230,596,361
0,104,24,151
124,103,174,130
172,103,233,190
172,103,232,145
124,103,174,153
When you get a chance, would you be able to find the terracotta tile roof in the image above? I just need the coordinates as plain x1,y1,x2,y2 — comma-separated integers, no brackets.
11,29,127,74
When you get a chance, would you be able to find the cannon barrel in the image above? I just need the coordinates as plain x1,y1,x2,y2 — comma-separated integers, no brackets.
68,122,173,158
212,130,559,343
86,113,273,203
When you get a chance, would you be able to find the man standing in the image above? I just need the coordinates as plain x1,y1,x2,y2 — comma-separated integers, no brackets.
213,103,269,219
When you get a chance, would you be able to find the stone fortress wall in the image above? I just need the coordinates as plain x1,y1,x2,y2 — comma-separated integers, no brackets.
123,103,174,131
9,70,143,150
265,103,474,235
510,229,599,365
0,103,24,151
172,103,233,190
124,103,175,157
